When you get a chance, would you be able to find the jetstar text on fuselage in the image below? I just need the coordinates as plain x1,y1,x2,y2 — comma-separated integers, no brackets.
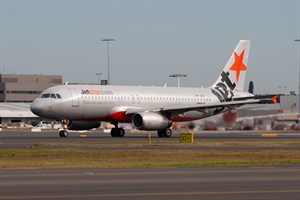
81,89,114,95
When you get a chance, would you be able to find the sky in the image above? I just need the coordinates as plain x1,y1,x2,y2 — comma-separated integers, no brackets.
0,0,299,94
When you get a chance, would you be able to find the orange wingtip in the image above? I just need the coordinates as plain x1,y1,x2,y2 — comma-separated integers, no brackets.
272,96,278,104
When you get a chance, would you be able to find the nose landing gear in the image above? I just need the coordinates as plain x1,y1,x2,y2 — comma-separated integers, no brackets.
59,120,69,137
59,129,68,137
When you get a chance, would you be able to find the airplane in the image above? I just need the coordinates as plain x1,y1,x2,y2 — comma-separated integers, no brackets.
30,40,278,138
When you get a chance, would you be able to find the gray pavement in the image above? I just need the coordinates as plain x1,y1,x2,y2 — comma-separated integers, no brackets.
1,129,300,150
1,167,300,200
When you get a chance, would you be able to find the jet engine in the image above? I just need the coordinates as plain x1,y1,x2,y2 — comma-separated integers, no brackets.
67,121,101,130
132,112,172,130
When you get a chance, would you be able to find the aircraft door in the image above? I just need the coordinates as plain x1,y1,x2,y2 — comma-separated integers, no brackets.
131,95,135,104
68,88,79,107
136,95,141,104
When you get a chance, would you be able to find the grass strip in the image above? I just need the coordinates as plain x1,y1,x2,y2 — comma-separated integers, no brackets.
0,148,299,169
36,140,300,148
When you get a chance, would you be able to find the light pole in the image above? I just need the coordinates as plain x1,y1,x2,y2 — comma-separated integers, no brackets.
169,73,187,87
101,38,115,85
295,39,300,114
96,73,102,84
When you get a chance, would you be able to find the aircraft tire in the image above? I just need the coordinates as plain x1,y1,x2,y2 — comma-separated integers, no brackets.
59,130,68,137
116,128,125,137
163,128,172,138
157,130,164,137
111,128,117,137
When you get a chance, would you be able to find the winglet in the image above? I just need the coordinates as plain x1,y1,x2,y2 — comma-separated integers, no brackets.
272,96,278,104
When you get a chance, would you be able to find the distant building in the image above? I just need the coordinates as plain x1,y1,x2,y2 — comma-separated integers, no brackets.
0,74,62,102
0,103,38,125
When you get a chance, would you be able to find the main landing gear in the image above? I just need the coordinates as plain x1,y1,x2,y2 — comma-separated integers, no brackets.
157,128,172,138
111,128,125,137
110,123,125,137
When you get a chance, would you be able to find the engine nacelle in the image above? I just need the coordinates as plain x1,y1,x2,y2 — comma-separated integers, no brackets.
67,121,101,130
132,112,172,130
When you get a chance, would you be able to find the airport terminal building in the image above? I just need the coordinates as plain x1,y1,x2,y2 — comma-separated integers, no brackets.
0,74,62,102
0,74,62,125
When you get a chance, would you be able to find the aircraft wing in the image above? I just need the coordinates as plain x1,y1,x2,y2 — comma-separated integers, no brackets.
125,107,149,115
125,96,278,115
161,99,272,113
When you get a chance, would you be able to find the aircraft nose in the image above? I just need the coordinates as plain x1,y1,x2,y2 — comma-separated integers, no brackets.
30,101,44,116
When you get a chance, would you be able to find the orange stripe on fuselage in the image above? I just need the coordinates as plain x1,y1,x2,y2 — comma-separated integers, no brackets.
79,111,132,123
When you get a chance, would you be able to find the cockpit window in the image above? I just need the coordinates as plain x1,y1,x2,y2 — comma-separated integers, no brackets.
40,93,62,99
41,93,51,98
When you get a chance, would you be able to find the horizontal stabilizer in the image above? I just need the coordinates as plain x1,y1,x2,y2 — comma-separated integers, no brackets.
233,94,281,104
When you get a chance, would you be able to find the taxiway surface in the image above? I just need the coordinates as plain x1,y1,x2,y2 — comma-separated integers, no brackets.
1,167,300,200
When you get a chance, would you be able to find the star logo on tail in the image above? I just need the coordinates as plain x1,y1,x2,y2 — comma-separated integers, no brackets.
229,49,247,83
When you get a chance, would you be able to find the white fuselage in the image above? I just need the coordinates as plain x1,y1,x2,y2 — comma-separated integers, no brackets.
31,84,250,123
